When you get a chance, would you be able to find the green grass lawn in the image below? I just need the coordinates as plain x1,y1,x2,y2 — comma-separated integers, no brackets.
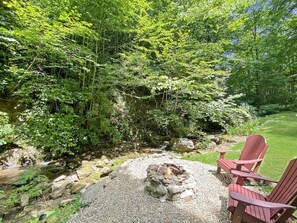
183,112,297,180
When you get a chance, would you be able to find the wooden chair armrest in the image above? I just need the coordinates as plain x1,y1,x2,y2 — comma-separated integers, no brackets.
231,170,278,183
232,159,263,165
231,159,263,172
230,192,296,209
216,149,240,159
215,149,239,154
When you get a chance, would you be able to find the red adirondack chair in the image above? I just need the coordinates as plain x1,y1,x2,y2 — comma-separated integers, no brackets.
228,158,297,223
216,134,268,178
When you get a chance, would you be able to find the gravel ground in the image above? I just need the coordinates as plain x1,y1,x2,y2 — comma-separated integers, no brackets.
69,154,230,223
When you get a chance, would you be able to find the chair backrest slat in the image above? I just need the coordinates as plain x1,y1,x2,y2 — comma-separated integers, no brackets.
268,158,297,218
239,135,268,171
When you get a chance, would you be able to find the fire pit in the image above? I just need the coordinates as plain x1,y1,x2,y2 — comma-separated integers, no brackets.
145,163,196,202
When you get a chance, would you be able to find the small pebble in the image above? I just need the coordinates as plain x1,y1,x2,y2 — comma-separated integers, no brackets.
39,213,46,221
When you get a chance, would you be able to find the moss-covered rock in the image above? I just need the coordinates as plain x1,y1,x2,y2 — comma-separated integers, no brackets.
50,179,73,199
70,182,87,194
76,161,94,180
94,160,106,168
173,138,195,152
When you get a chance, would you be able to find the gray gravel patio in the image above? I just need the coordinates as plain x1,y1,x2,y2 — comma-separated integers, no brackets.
69,154,231,223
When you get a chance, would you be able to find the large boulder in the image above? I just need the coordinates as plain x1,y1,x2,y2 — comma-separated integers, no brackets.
84,171,102,184
68,174,79,183
173,138,195,152
81,177,111,205
53,175,67,182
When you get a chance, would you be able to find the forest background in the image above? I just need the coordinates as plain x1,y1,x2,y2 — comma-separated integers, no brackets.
0,0,296,158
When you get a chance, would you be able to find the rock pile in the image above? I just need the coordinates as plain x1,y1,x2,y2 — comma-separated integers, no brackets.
145,163,196,202
50,156,112,199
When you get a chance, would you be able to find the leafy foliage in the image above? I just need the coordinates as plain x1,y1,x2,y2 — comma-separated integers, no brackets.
0,0,114,156
109,0,253,142
227,118,260,136
0,0,295,157
3,167,49,209
226,0,297,107
23,194,82,223
258,104,288,116
0,111,14,146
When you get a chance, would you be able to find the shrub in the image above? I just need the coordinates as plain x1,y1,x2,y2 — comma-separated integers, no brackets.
129,95,255,143
22,194,82,223
18,107,80,157
3,167,49,209
181,97,254,133
0,111,14,146
258,104,287,116
227,118,260,136
16,168,49,197
147,109,186,137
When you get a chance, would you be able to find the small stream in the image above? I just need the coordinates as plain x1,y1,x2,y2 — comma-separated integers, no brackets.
0,162,70,221
0,162,69,186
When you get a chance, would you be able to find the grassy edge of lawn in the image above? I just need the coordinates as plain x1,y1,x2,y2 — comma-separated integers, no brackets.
182,112,297,180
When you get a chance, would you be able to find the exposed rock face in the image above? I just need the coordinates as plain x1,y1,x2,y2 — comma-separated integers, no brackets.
173,138,195,152
145,163,196,202
0,146,40,169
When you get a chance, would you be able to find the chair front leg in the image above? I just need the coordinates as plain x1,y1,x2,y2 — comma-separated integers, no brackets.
217,166,221,174
232,201,247,223
275,208,297,223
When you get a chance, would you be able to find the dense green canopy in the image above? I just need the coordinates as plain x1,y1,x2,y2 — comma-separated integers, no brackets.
0,0,296,156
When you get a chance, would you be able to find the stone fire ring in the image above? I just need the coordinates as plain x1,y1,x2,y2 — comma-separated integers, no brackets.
145,163,197,202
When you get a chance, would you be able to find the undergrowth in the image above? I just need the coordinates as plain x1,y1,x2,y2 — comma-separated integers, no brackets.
0,167,49,212
24,194,82,223
226,118,260,136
